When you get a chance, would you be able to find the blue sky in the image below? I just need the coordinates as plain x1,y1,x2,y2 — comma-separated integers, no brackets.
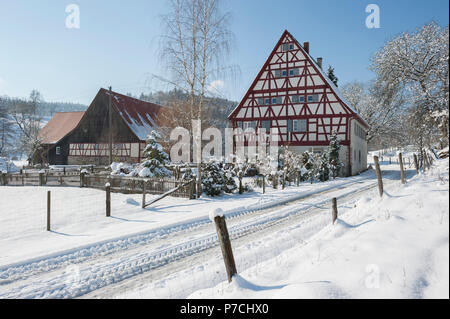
0,0,448,105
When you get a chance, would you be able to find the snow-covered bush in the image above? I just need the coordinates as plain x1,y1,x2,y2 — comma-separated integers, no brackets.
223,168,237,193
180,163,195,181
139,131,172,178
280,147,302,184
201,160,237,196
110,162,137,176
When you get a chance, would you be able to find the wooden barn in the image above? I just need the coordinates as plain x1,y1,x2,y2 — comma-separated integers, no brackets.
36,88,165,165
228,30,369,176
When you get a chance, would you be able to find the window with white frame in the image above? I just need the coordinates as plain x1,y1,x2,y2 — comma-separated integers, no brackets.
56,146,61,155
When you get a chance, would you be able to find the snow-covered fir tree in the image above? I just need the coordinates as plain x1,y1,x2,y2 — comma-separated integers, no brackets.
328,131,342,179
139,130,172,178
317,152,330,182
300,151,316,182
327,66,338,87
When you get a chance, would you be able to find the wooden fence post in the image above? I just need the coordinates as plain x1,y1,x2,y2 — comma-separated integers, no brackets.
332,197,338,224
106,183,111,217
399,153,405,184
212,209,237,283
413,154,419,173
262,175,266,194
373,156,383,197
238,171,243,194
47,191,51,231
80,172,85,188
39,171,44,186
142,182,146,208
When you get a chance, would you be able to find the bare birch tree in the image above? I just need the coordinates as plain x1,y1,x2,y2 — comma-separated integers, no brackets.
160,0,234,197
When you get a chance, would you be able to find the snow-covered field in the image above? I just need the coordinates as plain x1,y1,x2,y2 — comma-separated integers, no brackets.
0,155,447,299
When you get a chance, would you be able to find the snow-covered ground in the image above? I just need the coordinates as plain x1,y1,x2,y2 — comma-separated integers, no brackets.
186,158,449,299
0,170,382,267
0,154,447,299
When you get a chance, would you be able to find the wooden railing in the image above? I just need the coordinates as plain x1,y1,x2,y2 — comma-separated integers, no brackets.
1,171,196,199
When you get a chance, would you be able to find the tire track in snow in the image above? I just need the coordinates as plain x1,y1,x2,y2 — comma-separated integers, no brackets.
0,171,407,299
0,173,383,285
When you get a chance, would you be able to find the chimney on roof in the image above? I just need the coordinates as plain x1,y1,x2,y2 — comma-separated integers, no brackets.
303,42,309,54
317,57,323,70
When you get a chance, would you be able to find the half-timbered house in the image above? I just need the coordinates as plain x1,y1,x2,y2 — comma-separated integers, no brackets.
228,30,369,176
37,88,165,165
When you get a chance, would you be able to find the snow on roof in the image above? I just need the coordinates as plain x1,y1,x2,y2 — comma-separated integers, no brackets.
102,89,164,141
37,111,85,144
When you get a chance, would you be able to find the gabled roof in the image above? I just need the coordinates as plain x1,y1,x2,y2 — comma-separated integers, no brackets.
38,111,85,144
229,29,369,128
101,88,164,141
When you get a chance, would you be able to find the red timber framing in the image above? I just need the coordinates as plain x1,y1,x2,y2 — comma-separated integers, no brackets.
228,30,369,149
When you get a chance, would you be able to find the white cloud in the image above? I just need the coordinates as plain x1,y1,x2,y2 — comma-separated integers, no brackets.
207,80,225,94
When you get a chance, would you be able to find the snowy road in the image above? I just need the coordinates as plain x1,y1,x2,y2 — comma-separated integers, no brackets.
0,167,414,299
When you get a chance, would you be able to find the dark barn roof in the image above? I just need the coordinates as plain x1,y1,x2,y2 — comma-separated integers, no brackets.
37,88,166,146
102,88,164,141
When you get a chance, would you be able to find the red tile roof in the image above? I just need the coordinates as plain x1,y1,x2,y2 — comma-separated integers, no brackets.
38,111,85,144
